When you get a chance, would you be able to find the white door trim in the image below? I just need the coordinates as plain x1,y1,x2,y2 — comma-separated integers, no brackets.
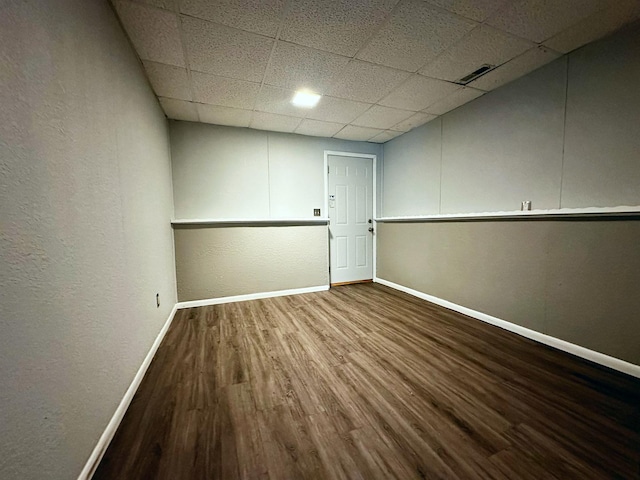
324,150,377,283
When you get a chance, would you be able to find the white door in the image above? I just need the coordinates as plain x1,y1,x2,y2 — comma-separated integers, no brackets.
328,154,374,285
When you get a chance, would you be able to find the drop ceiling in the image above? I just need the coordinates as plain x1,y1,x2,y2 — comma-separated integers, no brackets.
112,0,640,143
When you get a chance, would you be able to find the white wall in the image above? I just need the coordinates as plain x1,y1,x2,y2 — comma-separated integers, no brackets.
382,23,640,215
170,122,382,219
0,1,176,478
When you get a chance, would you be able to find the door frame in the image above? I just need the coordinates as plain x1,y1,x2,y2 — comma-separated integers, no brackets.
324,150,377,284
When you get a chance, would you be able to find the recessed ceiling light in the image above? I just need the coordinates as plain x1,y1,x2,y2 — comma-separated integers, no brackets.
292,90,321,108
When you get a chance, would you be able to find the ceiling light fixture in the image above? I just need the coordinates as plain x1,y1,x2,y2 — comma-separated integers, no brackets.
292,90,321,108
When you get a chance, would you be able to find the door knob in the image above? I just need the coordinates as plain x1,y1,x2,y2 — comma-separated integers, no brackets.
368,227,374,233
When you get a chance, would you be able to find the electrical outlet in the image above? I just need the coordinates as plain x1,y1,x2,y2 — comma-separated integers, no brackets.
521,200,532,211
314,208,321,216
156,293,160,308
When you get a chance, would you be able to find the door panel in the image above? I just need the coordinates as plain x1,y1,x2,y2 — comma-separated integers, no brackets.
336,236,348,268
336,185,348,225
355,236,367,267
328,154,373,284
356,186,367,224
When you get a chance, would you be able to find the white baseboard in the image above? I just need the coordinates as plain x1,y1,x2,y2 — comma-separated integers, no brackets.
374,277,640,379
78,304,179,480
176,284,330,309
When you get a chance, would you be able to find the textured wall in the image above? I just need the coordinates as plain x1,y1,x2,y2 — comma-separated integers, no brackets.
562,24,640,207
382,120,442,216
174,226,328,301
441,58,566,213
382,23,640,215
377,220,640,365
170,121,382,220
0,1,176,478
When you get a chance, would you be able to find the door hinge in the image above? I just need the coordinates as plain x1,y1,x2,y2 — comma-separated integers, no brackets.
327,165,330,174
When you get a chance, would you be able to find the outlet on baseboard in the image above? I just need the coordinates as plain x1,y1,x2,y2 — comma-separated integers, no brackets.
156,293,160,308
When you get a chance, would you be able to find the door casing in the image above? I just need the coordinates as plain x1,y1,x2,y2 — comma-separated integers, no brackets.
324,150,377,285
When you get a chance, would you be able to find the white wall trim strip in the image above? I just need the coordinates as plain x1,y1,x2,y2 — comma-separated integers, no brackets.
176,285,330,309
77,304,179,480
375,205,640,222
171,218,329,226
374,277,640,379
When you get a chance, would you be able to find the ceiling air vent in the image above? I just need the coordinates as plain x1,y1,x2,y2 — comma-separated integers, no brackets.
456,64,495,85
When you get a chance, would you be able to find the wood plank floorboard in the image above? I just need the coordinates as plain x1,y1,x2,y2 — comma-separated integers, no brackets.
94,283,640,479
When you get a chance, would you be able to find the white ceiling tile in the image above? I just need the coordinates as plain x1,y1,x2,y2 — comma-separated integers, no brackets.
325,60,411,104
118,0,637,133
369,130,406,143
191,71,260,109
180,0,286,37
419,25,533,82
114,1,185,66
295,119,346,137
159,97,199,121
250,112,303,133
469,45,562,91
254,85,307,117
305,96,372,123
142,61,192,100
181,16,273,82
486,0,609,43
379,75,460,111
543,1,640,54
356,0,477,72
352,105,415,129
423,86,484,114
425,0,513,21
391,112,438,132
196,104,252,127
264,42,351,93
334,125,385,141
280,0,399,57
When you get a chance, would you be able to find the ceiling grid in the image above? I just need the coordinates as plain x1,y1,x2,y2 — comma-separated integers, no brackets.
112,0,640,142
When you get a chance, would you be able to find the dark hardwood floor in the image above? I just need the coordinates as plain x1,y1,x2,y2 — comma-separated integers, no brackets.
94,283,640,479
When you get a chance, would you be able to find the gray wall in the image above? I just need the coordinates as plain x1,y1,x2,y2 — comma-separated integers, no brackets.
170,122,382,300
175,226,328,301
382,23,640,215
562,24,640,207
377,220,640,365
378,24,640,365
0,1,177,478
